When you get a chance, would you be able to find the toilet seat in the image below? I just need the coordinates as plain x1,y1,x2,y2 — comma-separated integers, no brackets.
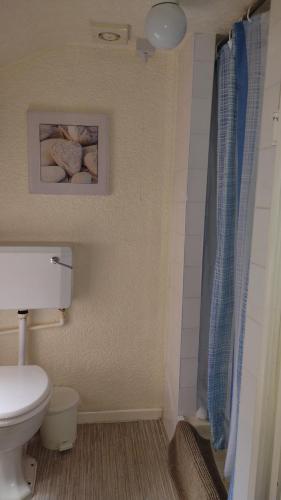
0,366,52,426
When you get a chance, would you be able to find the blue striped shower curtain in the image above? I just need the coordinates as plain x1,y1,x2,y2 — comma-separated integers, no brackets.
225,14,268,485
207,38,237,450
197,12,268,489
196,64,218,415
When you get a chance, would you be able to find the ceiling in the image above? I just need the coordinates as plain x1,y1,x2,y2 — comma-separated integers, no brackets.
0,0,256,66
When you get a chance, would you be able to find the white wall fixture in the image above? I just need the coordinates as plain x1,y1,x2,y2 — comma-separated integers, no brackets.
91,23,130,45
145,1,187,49
0,246,72,310
136,38,156,61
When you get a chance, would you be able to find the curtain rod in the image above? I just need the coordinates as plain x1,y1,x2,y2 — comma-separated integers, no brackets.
217,0,269,52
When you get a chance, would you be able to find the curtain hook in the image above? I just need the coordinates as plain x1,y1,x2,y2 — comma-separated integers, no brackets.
247,5,253,22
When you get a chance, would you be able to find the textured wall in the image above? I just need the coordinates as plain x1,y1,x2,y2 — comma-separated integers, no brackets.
0,0,256,67
0,45,177,411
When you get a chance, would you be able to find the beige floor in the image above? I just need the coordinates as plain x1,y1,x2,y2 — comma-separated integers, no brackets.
28,420,178,500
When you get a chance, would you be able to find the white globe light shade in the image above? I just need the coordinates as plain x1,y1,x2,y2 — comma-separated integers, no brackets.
145,2,187,49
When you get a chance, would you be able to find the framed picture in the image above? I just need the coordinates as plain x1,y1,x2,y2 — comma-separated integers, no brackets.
27,110,109,195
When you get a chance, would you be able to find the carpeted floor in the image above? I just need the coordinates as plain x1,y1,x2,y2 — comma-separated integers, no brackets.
28,420,178,500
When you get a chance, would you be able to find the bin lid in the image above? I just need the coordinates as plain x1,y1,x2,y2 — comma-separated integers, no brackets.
48,386,80,414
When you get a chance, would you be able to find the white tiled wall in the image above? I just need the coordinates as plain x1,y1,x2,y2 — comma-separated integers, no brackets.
163,33,215,438
233,2,281,498
185,202,206,235
163,34,194,439
178,35,215,418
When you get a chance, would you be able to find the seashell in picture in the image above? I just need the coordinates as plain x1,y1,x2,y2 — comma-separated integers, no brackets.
71,172,92,184
41,138,79,166
50,139,82,176
59,125,98,146
83,145,98,176
39,125,61,141
40,138,66,166
82,144,98,155
41,166,66,183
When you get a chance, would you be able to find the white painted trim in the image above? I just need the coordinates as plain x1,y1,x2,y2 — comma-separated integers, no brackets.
78,408,162,424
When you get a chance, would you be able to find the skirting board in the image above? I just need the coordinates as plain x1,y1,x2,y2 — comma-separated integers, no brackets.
78,408,162,424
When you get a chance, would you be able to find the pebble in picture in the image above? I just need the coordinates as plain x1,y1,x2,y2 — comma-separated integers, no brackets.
40,124,98,184
27,111,109,195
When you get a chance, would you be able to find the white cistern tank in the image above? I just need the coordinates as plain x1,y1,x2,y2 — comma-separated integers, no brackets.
0,246,72,310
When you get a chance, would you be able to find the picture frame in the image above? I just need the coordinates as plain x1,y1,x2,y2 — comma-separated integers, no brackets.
27,110,109,195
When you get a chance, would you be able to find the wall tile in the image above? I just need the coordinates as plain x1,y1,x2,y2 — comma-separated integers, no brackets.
270,1,281,27
182,297,201,328
184,235,204,266
239,369,257,437
265,19,281,87
188,132,209,170
187,169,208,202
178,386,197,416
234,418,254,499
185,202,205,235
191,97,213,134
255,147,276,208
192,61,215,99
243,317,262,378
194,33,216,62
234,369,257,499
259,82,281,149
251,208,270,267
246,264,266,324
179,357,198,388
181,327,200,358
183,266,202,298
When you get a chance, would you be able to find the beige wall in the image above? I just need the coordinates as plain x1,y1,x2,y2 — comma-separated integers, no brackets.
0,45,177,412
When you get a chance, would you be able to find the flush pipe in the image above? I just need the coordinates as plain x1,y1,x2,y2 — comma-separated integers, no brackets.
0,309,66,337
18,310,28,365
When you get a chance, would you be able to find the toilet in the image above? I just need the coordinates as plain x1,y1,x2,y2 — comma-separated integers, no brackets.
0,365,52,500
0,246,72,499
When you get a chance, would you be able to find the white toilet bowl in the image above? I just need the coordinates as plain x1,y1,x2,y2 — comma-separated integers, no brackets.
0,365,52,500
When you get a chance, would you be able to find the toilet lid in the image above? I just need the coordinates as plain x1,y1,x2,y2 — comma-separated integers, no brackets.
0,365,51,419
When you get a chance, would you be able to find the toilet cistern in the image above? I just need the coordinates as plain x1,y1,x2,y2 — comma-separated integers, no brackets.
0,246,72,310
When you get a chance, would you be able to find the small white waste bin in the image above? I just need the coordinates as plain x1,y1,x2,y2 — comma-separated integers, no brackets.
40,386,80,451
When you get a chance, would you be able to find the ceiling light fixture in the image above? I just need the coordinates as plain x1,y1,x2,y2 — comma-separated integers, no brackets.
145,1,187,50
98,32,121,42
